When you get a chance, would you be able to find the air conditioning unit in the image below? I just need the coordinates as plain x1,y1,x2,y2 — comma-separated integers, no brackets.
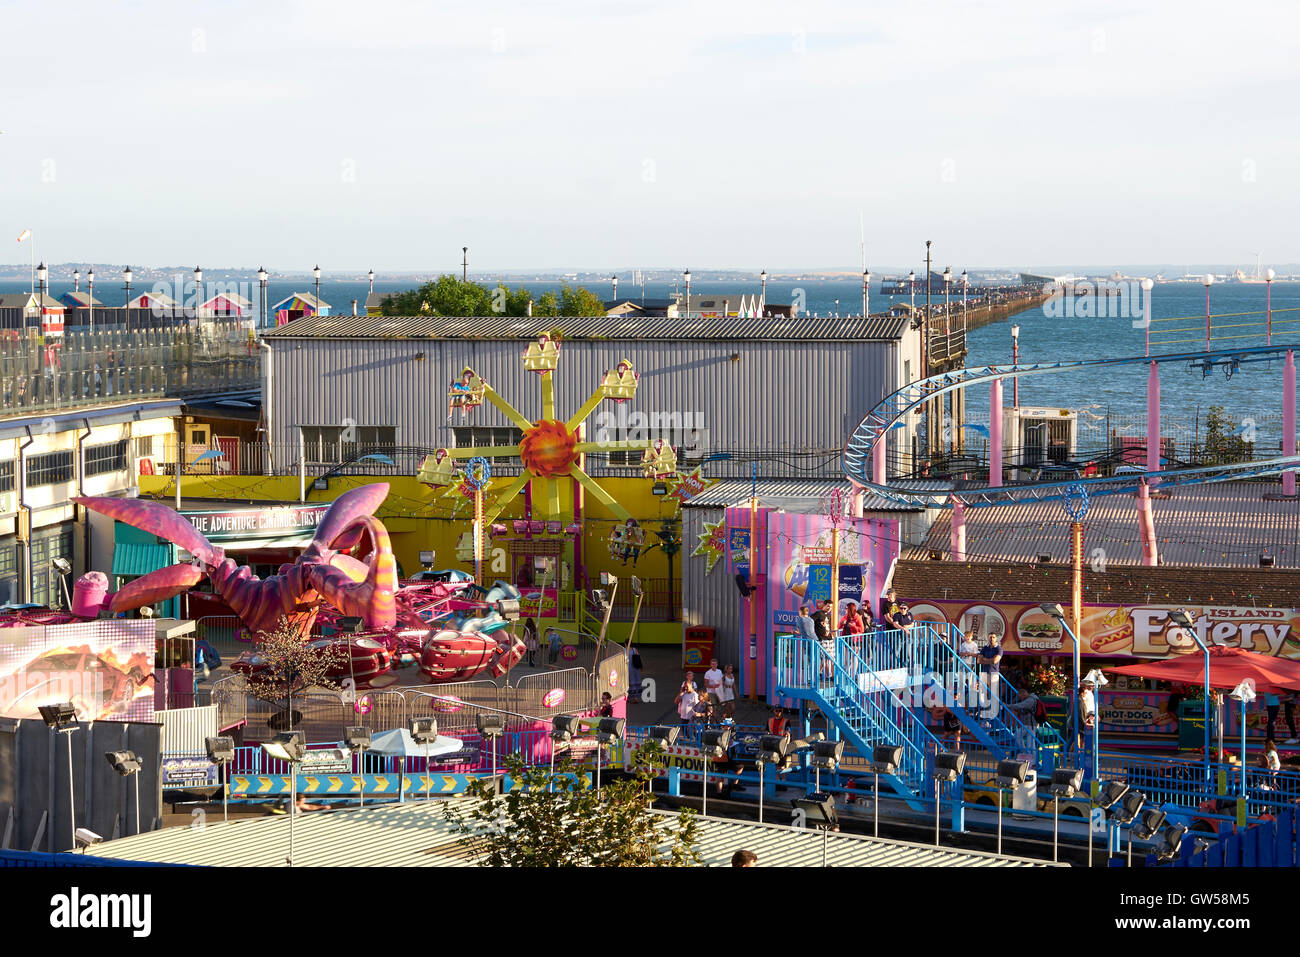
0,491,14,515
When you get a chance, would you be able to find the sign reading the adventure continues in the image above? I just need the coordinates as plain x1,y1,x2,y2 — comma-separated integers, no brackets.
182,504,329,539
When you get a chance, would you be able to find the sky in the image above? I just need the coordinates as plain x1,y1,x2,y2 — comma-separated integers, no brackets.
3,0,1300,273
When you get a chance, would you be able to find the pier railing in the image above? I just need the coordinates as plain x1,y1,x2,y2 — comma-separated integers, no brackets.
0,325,260,419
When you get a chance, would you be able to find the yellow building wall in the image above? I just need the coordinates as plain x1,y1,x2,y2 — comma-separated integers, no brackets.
140,472,687,644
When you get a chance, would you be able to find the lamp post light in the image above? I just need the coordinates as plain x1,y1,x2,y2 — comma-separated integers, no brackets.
205,736,235,822
684,269,691,318
261,731,306,866
549,715,581,792
193,266,203,320
1093,779,1129,867
833,298,839,318
343,726,371,807
313,265,322,310
411,718,438,801
942,266,952,340
870,744,901,837
932,751,966,846
1168,609,1212,778
1084,668,1109,783
908,269,916,318
39,703,79,852
1049,767,1084,863
123,267,133,328
595,716,625,797
475,714,504,794
611,275,617,300
36,262,47,334
1041,602,1079,759
1229,679,1256,800
961,269,969,342
1010,325,1020,407
1203,273,1214,351
759,269,767,316
73,268,80,293
862,269,871,318
755,732,792,823
699,727,732,817
87,268,95,332
1265,268,1276,345
105,750,143,836
257,267,268,330
646,725,680,795
367,268,375,296
461,247,468,282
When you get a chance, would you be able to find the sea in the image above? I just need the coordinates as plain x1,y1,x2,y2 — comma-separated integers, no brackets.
4,274,1297,440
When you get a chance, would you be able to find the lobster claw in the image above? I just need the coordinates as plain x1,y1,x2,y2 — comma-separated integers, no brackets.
110,564,205,611
74,496,215,563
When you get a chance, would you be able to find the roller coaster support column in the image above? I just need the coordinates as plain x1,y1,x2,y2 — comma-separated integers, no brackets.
950,498,966,562
1286,350,1296,497
1146,362,1161,485
1137,482,1158,566
989,378,1003,487
873,436,886,486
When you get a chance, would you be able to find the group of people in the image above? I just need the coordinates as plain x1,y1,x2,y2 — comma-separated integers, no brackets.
675,658,738,728
521,617,563,669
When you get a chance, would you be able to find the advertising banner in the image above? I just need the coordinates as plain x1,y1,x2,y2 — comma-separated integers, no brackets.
0,619,156,722
895,598,1300,660
162,756,220,790
519,586,558,619
182,504,329,540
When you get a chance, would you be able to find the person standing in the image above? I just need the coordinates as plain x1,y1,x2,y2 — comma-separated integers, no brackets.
1076,675,1098,752
720,663,737,719
811,599,834,683
676,681,700,731
703,658,724,701
1007,687,1044,752
1265,692,1281,743
1283,691,1299,745
881,589,902,631
523,617,539,667
546,625,561,668
979,632,1003,724
628,645,643,700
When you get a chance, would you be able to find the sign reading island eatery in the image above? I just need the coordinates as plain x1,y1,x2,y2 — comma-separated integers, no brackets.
182,504,330,540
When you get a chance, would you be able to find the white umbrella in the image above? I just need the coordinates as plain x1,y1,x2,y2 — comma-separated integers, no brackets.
369,728,464,758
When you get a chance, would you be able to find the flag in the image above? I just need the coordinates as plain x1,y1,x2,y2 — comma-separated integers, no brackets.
16,229,31,243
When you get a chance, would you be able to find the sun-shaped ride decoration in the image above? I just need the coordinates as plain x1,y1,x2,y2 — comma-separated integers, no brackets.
418,333,658,525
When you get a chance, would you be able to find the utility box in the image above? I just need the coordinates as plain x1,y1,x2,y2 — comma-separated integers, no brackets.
1177,698,1209,751
683,626,716,669
1003,406,1077,473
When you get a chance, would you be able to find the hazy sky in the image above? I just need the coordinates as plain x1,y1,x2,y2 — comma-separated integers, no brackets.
3,0,1299,272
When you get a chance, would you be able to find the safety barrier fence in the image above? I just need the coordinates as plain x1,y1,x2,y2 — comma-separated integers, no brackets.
1177,805,1299,867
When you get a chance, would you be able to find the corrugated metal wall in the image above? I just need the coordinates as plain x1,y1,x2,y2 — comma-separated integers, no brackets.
267,330,921,480
680,505,741,663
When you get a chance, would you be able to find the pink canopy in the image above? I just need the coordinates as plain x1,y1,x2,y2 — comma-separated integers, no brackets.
1109,645,1300,694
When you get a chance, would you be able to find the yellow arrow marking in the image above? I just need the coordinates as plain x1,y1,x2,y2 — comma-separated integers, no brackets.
441,775,457,792
232,776,250,794
256,776,274,793
303,777,320,793
372,776,390,793
328,776,343,793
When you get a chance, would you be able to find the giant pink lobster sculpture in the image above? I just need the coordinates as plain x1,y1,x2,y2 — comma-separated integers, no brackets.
74,484,398,637
73,484,525,685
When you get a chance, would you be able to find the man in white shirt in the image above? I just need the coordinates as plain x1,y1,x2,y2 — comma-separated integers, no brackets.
1077,677,1097,750
703,659,724,700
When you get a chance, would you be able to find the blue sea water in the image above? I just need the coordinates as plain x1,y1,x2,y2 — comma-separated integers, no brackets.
5,274,1294,438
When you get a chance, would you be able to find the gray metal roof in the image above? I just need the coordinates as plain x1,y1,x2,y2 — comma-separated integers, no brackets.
262,313,910,342
683,478,920,511
912,479,1300,568
91,798,1051,867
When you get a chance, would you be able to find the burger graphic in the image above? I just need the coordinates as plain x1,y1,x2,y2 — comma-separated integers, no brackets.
1015,609,1064,650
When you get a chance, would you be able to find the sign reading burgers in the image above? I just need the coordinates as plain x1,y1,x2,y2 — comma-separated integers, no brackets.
1014,608,1064,651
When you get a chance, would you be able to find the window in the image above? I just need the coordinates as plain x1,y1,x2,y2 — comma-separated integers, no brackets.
0,461,14,494
85,440,129,477
27,450,74,488
604,427,705,466
130,435,155,461
301,425,397,465
450,427,523,462
31,528,74,609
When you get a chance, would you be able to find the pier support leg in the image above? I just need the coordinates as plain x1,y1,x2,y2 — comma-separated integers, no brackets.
1146,361,1161,485
950,499,966,562
873,436,886,486
989,379,1003,487
1137,482,1158,566
1286,350,1296,497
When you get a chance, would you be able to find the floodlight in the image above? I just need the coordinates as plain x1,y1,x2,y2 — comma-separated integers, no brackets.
1113,790,1146,825
700,727,733,758
756,732,792,765
261,731,306,763
810,739,846,771
792,792,838,828
1049,768,1084,798
495,598,521,620
630,576,643,597
597,717,627,744
871,744,903,774
1095,780,1129,810
599,571,615,586
205,736,235,763
996,759,1029,789
1168,609,1195,629
139,605,154,619
550,714,582,743
648,725,680,749
1039,602,1065,618
337,616,364,633
1131,807,1167,841
38,702,77,729
1229,680,1256,704
1153,824,1187,861
933,751,966,783
411,718,438,744
475,714,505,739
52,557,72,575
74,828,103,848
105,750,142,776
343,726,372,749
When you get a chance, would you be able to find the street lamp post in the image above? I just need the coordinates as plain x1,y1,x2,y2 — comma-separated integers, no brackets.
942,266,952,340
461,248,468,282
1011,324,1020,408
193,266,203,321
87,268,95,332
1265,268,1276,345
36,262,47,334
960,269,968,337
834,298,839,318
1203,274,1214,351
684,269,691,318
611,275,617,300
908,269,916,317
862,269,871,318
313,265,321,310
257,267,268,330
123,267,132,329
367,268,374,296
759,269,767,317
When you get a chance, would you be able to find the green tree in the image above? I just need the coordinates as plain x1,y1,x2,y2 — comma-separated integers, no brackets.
381,275,607,318
1194,405,1249,466
244,616,347,732
558,284,608,317
445,750,701,866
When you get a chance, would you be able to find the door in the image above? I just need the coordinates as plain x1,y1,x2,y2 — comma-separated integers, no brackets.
215,435,239,473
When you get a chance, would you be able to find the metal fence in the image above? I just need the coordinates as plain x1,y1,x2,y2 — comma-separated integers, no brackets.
158,704,217,756
0,325,259,418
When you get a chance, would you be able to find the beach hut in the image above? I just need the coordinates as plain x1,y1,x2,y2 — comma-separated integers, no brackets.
271,292,331,326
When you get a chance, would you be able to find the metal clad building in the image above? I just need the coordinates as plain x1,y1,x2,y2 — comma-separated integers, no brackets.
262,314,922,480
